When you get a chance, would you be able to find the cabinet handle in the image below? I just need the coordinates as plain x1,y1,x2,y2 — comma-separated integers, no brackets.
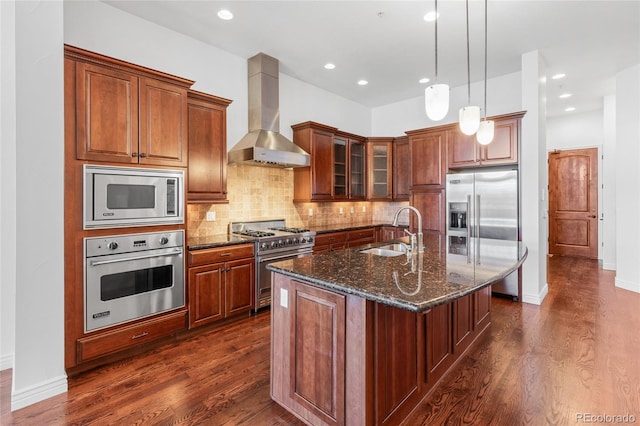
131,332,149,340
132,152,138,157
220,253,232,257
139,153,147,158
589,215,596,218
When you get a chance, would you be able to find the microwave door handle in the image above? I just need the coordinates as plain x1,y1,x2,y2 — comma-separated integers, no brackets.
90,248,183,266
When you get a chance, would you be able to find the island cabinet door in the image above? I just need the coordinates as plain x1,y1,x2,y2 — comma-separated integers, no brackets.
271,275,346,426
424,302,454,387
453,294,475,355
373,304,424,425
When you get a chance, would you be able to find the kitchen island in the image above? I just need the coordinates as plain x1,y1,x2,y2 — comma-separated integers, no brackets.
267,233,527,425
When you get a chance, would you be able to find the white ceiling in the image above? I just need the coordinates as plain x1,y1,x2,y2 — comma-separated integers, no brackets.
103,0,639,117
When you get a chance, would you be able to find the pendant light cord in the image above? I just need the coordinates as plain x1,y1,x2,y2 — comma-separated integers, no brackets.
434,0,439,81
465,0,471,104
483,0,488,119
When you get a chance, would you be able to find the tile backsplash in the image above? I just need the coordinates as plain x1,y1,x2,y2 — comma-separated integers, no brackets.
187,164,409,238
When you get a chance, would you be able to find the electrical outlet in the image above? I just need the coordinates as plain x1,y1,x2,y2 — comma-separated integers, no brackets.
362,205,366,213
339,207,343,214
350,207,355,214
206,211,216,221
280,288,288,308
308,208,313,216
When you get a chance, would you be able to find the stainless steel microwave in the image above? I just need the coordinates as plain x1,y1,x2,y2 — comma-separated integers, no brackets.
83,165,184,229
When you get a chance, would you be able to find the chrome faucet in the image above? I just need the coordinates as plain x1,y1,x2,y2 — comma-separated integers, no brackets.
391,206,424,253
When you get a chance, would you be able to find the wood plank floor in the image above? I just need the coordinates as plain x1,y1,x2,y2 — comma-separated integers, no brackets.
2,255,640,425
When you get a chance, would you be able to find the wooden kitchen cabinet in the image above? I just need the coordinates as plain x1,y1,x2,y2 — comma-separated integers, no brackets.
313,231,348,253
453,294,474,355
424,302,454,387
68,45,192,167
187,90,232,203
293,122,367,202
411,188,445,234
393,136,411,201
188,244,255,328
407,129,447,189
447,112,524,169
378,226,406,242
346,227,376,247
366,137,394,200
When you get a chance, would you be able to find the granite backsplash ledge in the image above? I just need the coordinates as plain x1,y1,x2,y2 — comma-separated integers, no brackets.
187,164,409,238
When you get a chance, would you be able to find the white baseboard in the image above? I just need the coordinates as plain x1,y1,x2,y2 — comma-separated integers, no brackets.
0,352,14,371
521,282,549,305
602,262,616,271
615,278,640,294
11,374,68,411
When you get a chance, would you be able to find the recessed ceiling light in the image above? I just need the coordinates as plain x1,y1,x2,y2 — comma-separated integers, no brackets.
559,93,572,99
551,73,566,80
324,63,336,70
217,9,233,20
424,11,439,22
419,77,430,84
357,80,368,86
565,106,576,112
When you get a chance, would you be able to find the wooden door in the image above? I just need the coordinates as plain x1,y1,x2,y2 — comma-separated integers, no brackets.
225,258,255,316
311,129,334,200
409,130,446,188
548,148,598,258
139,77,188,167
411,189,445,234
75,62,139,163
393,136,410,201
187,93,229,203
188,263,225,328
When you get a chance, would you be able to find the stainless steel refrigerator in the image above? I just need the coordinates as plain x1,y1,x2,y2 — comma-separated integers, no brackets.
445,170,520,300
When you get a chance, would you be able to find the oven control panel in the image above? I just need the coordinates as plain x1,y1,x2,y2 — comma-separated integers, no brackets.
86,230,184,257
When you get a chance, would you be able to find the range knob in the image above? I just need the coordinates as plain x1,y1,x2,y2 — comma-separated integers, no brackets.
159,236,169,245
270,241,278,249
107,241,119,250
260,242,269,251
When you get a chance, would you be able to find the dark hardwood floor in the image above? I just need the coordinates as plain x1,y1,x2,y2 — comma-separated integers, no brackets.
2,255,639,425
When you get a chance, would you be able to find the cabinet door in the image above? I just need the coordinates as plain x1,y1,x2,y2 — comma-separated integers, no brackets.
346,228,376,248
289,280,346,425
447,128,479,169
139,77,188,167
311,129,334,200
425,303,453,385
481,118,518,165
411,189,445,234
75,62,139,164
474,285,491,331
187,95,227,202
188,263,225,328
333,137,348,199
225,258,255,316
368,141,393,200
453,294,474,354
409,130,446,188
349,140,366,199
393,137,410,201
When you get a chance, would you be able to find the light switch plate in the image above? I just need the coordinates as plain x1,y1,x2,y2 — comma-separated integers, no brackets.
280,288,288,308
206,211,216,221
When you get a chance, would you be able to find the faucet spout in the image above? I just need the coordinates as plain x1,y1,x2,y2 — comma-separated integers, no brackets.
392,206,424,253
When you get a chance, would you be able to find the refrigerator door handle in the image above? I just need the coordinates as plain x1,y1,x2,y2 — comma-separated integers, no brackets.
466,195,472,240
476,194,481,239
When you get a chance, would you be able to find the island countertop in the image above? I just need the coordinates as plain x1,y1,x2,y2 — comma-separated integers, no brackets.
266,233,528,312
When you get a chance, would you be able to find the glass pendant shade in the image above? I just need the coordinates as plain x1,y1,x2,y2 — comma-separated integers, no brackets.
425,84,450,121
476,120,494,145
458,106,481,135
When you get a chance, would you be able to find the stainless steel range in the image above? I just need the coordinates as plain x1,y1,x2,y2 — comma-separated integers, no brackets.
229,219,315,311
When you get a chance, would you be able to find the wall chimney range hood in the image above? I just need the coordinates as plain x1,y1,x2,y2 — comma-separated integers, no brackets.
228,53,310,168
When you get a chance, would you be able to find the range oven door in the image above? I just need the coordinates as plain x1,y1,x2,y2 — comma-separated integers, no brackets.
85,246,184,332
256,248,312,311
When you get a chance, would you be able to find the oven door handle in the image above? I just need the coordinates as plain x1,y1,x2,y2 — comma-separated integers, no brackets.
90,248,183,266
259,250,312,263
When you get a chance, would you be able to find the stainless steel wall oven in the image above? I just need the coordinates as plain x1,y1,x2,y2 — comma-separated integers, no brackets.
84,230,185,332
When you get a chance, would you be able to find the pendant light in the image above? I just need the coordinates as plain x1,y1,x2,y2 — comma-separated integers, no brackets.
425,0,449,121
458,0,480,135
476,0,494,145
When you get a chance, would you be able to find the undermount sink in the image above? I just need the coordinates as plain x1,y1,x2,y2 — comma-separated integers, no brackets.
360,243,408,257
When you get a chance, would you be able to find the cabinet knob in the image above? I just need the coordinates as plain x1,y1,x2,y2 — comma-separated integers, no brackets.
132,152,138,157
139,153,147,158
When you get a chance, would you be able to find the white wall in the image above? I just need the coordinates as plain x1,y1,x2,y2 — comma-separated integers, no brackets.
614,65,640,293
520,50,548,305
602,96,616,270
9,0,67,410
0,0,17,372
371,71,521,136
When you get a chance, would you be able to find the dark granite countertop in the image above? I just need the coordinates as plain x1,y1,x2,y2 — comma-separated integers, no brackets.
187,234,256,251
266,234,528,312
309,222,408,234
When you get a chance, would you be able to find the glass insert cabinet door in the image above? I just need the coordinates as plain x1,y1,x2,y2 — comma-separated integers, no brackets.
350,141,365,198
333,138,347,197
372,144,390,197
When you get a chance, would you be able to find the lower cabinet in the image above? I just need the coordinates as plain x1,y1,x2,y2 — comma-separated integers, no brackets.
314,227,377,253
346,228,376,248
378,226,406,242
188,243,255,328
271,272,492,425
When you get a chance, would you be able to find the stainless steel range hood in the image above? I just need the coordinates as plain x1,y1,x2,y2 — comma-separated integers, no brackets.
228,53,310,168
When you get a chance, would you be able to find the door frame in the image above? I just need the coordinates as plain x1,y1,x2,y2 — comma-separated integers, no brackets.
547,146,601,259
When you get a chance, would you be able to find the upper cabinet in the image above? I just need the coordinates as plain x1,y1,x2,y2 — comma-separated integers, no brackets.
67,45,193,167
292,122,366,202
407,129,447,189
392,136,410,201
447,112,524,169
366,137,394,200
186,90,232,203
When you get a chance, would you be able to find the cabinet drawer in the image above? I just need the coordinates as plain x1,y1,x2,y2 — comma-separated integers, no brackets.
347,228,376,242
188,244,254,267
314,231,347,247
77,310,187,362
